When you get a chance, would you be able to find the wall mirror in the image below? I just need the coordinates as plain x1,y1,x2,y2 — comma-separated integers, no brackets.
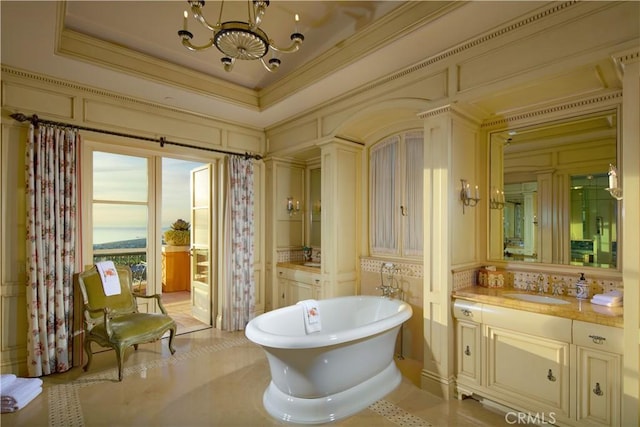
309,167,321,247
488,108,619,269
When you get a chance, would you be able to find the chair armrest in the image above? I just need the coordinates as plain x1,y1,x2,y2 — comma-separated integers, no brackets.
132,293,169,315
85,305,114,337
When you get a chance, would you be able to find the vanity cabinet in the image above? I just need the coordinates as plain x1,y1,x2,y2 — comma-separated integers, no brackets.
276,267,321,307
485,325,570,418
453,300,622,427
453,300,482,391
572,320,623,427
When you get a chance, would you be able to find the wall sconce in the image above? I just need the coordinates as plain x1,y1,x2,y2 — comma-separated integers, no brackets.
287,197,301,216
490,187,505,210
606,164,623,200
460,179,480,214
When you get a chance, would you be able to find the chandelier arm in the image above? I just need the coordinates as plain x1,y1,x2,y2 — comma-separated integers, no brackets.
181,37,215,51
191,3,220,32
260,57,278,73
269,37,303,54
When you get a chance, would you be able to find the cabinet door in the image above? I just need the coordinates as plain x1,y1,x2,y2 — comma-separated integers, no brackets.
486,325,570,416
276,270,289,308
287,281,313,305
575,346,621,427
456,320,481,386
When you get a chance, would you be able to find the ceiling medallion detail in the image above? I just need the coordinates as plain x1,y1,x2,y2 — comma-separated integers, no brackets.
178,0,304,73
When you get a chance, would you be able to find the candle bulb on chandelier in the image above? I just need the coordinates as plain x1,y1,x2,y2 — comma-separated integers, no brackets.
295,13,300,33
475,185,479,200
183,10,188,31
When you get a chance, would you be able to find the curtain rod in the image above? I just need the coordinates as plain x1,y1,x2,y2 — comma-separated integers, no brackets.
9,113,263,160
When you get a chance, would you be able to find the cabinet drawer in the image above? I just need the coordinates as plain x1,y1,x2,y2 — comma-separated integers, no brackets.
277,268,292,280
573,320,623,354
291,269,320,285
453,300,482,323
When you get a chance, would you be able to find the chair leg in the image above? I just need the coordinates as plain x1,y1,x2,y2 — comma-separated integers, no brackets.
168,326,177,355
83,339,93,372
115,346,125,381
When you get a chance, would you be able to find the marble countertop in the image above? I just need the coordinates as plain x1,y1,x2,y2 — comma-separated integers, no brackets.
452,286,623,328
276,262,321,273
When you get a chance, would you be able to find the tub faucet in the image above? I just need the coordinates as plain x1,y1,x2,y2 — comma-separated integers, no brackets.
378,284,400,298
378,262,400,298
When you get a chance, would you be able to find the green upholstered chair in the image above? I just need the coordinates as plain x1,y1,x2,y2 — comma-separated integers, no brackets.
76,265,177,381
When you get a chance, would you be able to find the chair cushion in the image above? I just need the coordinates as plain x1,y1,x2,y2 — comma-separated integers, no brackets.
90,313,176,344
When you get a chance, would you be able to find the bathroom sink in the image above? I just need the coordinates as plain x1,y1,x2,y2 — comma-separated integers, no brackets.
303,262,321,267
503,293,570,305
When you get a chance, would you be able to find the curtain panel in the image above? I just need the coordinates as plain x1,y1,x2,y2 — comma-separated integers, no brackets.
222,156,256,331
25,124,79,377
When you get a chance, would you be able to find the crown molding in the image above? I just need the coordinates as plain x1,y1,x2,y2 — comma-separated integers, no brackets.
480,90,622,130
1,65,264,132
258,1,465,108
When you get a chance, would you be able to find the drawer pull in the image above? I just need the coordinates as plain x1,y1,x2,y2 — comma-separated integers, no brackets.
547,369,556,382
588,335,607,344
461,309,473,317
593,382,603,396
315,279,320,284
464,345,471,356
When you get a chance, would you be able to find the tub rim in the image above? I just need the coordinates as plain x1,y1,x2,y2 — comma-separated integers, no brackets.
245,295,412,349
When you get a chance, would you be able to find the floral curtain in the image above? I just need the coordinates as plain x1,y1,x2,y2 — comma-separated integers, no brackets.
222,156,255,331
25,124,78,377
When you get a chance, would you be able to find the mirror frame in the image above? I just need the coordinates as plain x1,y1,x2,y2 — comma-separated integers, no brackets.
486,102,621,272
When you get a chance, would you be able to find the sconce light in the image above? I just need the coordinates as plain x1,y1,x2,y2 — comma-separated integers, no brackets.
287,197,301,216
606,164,623,200
490,187,505,210
460,179,480,214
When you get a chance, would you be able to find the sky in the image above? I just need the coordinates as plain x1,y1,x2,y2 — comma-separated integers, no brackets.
92,152,206,232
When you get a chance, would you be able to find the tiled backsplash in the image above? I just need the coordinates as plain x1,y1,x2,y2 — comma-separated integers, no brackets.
360,257,423,278
453,266,623,296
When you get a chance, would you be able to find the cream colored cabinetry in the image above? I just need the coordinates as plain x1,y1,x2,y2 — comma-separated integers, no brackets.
485,324,570,418
276,267,321,308
572,320,623,427
453,300,622,426
453,300,482,393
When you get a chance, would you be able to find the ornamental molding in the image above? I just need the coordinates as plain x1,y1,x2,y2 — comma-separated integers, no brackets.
480,91,622,130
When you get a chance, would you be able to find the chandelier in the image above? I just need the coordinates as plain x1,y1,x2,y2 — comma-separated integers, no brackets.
178,0,304,73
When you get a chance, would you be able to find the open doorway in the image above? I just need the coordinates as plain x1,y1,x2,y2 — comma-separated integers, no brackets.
88,147,214,335
161,158,210,334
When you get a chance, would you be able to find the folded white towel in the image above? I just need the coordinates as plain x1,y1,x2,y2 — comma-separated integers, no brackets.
590,297,622,307
95,261,121,296
0,376,43,413
591,290,623,306
0,374,16,385
297,299,321,334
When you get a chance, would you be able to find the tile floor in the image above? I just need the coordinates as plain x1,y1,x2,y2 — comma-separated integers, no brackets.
1,328,510,427
162,291,211,335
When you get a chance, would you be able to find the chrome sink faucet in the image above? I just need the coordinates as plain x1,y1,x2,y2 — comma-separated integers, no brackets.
537,274,546,294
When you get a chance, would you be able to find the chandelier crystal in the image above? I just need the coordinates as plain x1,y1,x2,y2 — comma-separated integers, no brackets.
178,0,304,72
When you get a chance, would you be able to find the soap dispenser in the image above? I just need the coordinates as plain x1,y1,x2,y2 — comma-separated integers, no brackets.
575,273,589,299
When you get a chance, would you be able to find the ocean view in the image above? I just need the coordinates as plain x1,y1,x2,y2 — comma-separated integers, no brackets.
93,226,148,245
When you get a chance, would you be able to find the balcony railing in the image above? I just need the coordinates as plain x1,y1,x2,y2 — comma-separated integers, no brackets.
93,248,147,292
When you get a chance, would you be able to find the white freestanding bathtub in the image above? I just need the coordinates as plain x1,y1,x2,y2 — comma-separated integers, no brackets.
245,295,413,424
